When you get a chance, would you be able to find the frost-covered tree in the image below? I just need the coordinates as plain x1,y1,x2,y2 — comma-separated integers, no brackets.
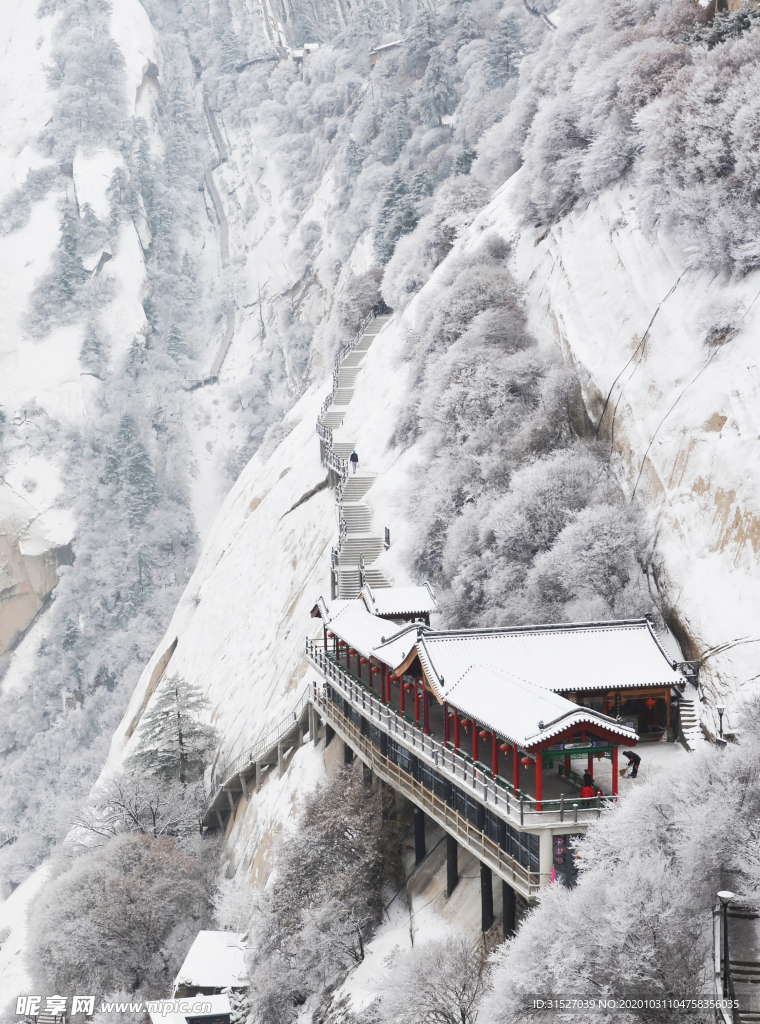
245,768,405,1021
419,50,458,126
128,674,216,784
378,935,489,1024
28,832,215,997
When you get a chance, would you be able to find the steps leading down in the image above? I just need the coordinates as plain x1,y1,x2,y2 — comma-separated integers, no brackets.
678,696,701,750
318,314,393,600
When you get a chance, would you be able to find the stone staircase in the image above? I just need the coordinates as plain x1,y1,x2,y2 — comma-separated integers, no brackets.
318,313,392,600
678,694,701,750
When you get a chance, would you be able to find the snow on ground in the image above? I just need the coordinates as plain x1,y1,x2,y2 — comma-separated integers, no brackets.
0,863,51,1015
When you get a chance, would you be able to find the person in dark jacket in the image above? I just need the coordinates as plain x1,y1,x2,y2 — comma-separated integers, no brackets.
582,771,595,790
350,450,359,474
622,750,641,778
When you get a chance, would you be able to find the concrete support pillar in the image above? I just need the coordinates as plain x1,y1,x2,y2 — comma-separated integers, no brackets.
480,864,494,933
325,723,335,747
539,830,553,888
255,760,262,793
215,810,225,830
363,762,373,786
414,807,426,865
344,741,354,765
380,732,388,757
293,724,302,752
226,789,236,814
278,740,285,777
502,880,516,939
446,834,459,897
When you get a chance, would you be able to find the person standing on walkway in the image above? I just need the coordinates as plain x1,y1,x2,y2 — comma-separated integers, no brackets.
350,450,359,474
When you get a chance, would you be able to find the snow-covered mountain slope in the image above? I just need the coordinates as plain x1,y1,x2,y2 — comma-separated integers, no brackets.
486,178,760,729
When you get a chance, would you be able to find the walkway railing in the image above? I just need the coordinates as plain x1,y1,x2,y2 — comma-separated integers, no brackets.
210,688,311,791
315,687,542,899
306,639,613,828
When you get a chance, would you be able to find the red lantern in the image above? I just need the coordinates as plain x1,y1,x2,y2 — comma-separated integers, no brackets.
460,719,471,731
447,711,457,720
645,698,657,708
404,682,414,692
370,666,381,674
479,730,490,740
521,756,533,768
359,657,369,664
500,743,511,754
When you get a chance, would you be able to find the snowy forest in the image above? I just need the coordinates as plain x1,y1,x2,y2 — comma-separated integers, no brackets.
1,0,760,1016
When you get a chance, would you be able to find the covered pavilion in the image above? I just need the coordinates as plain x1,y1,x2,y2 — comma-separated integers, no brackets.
315,600,688,807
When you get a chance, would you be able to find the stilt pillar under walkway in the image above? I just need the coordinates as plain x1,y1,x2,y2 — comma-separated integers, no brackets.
502,880,516,938
325,723,334,747
414,807,426,865
343,740,354,765
481,863,494,933
446,834,459,897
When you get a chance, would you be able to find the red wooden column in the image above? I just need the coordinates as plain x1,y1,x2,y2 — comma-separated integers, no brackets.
454,709,460,752
513,745,520,790
587,753,594,778
492,734,498,777
423,686,430,735
444,702,450,745
381,664,387,704
535,751,543,811
414,684,420,728
564,755,571,778
612,745,619,797
472,720,479,763
399,674,405,713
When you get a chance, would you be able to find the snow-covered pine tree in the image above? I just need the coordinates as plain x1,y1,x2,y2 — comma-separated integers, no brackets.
419,49,458,127
402,9,439,77
223,987,250,1024
129,673,216,784
374,173,419,265
483,15,524,90
409,169,433,203
79,321,108,376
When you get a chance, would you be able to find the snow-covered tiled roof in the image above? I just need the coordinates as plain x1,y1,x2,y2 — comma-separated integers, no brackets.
416,619,683,699
446,665,638,750
327,603,415,662
360,582,437,617
172,931,248,992
311,596,355,623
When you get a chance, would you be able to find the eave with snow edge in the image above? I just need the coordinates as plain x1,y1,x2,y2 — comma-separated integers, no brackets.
313,601,687,751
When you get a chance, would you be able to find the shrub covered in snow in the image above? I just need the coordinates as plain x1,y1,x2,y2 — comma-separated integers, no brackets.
474,0,760,272
394,237,653,627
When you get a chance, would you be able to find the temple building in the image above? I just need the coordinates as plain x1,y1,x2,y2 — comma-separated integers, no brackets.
307,595,689,926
